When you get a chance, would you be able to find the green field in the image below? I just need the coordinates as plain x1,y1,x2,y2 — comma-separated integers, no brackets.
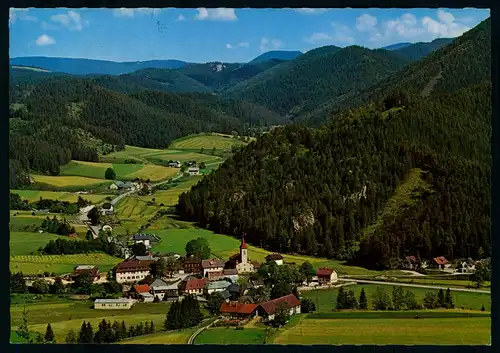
11,189,111,203
169,133,246,151
31,175,112,188
272,313,490,345
121,329,196,344
195,328,266,344
301,284,491,312
60,160,178,182
150,227,382,276
10,253,122,275
10,232,80,256
10,299,172,342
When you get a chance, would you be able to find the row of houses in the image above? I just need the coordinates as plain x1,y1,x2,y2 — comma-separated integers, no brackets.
403,255,477,274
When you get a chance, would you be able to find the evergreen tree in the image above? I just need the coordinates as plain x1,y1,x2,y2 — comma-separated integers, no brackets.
150,321,155,334
444,288,455,309
438,289,446,308
392,286,405,311
372,287,391,310
336,286,346,310
359,288,368,310
44,323,55,343
120,321,127,339
423,292,439,309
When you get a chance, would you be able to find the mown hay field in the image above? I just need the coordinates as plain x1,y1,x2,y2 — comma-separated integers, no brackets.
272,314,491,345
195,327,265,344
11,189,111,203
169,134,246,151
10,253,121,275
60,160,177,182
31,175,112,188
121,329,196,344
301,284,491,312
9,231,78,256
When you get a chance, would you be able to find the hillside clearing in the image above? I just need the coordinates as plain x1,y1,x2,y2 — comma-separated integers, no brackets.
10,232,80,256
31,175,111,188
11,189,110,203
169,133,247,151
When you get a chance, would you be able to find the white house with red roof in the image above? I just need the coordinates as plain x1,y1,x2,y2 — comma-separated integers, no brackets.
316,267,338,285
256,294,301,322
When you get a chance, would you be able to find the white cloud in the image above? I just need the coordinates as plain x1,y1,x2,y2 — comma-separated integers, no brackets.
421,14,470,37
304,23,355,46
226,41,250,49
36,34,56,46
356,14,378,32
304,32,333,44
195,8,237,21
294,8,329,14
9,8,38,24
437,9,455,24
259,37,284,52
50,10,89,31
113,8,135,17
176,14,186,21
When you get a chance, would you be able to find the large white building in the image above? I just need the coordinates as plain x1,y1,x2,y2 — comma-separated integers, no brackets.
114,259,152,284
201,259,225,277
94,298,137,310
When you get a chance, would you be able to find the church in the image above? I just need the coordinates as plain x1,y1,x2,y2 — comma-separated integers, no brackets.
225,233,258,274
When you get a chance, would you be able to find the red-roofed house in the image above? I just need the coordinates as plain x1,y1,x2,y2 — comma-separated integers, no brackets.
432,256,449,269
72,265,100,282
256,294,301,322
115,259,153,284
316,267,338,285
129,284,153,302
201,259,225,277
220,302,258,319
184,278,209,295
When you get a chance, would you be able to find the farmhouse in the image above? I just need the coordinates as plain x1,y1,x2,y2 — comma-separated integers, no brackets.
101,203,114,216
256,294,301,322
168,160,181,168
102,224,113,232
73,265,100,282
223,268,239,282
403,256,418,270
109,183,119,190
432,256,450,270
151,278,180,301
130,284,150,298
183,256,202,274
220,302,258,319
207,271,224,281
131,234,158,249
94,298,137,310
316,268,338,285
188,167,200,176
266,253,284,266
205,280,231,295
184,278,209,295
202,259,225,277
115,259,153,284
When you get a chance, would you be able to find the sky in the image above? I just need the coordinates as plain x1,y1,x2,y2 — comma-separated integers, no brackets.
9,7,490,63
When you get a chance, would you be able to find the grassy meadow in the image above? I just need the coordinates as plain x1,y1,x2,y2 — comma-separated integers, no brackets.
271,312,491,345
11,189,111,203
301,284,491,312
121,329,196,344
10,232,81,256
195,328,266,344
31,175,112,189
60,160,178,182
169,133,246,151
10,299,172,342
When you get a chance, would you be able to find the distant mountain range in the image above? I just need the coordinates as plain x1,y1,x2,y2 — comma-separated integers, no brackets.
249,50,303,63
382,43,412,50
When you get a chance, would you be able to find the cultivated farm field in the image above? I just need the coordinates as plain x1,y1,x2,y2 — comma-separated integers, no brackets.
195,328,266,344
169,133,246,151
121,329,196,344
31,174,112,188
10,189,111,203
271,312,491,345
60,160,177,182
10,253,121,275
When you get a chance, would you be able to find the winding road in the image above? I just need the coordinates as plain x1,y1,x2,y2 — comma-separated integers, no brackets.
337,278,491,294
187,319,219,344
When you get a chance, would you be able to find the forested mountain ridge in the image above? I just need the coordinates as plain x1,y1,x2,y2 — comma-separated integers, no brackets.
392,38,454,62
249,50,303,63
177,81,491,269
9,76,281,187
9,56,188,75
225,45,410,117
299,18,491,127
177,19,491,269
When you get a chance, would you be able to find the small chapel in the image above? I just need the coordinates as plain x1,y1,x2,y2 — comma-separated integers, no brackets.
226,233,256,274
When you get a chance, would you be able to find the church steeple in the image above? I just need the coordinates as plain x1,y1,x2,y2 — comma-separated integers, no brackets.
240,232,248,264
240,232,247,249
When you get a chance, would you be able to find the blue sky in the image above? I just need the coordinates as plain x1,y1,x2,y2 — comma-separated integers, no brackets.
9,7,490,63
